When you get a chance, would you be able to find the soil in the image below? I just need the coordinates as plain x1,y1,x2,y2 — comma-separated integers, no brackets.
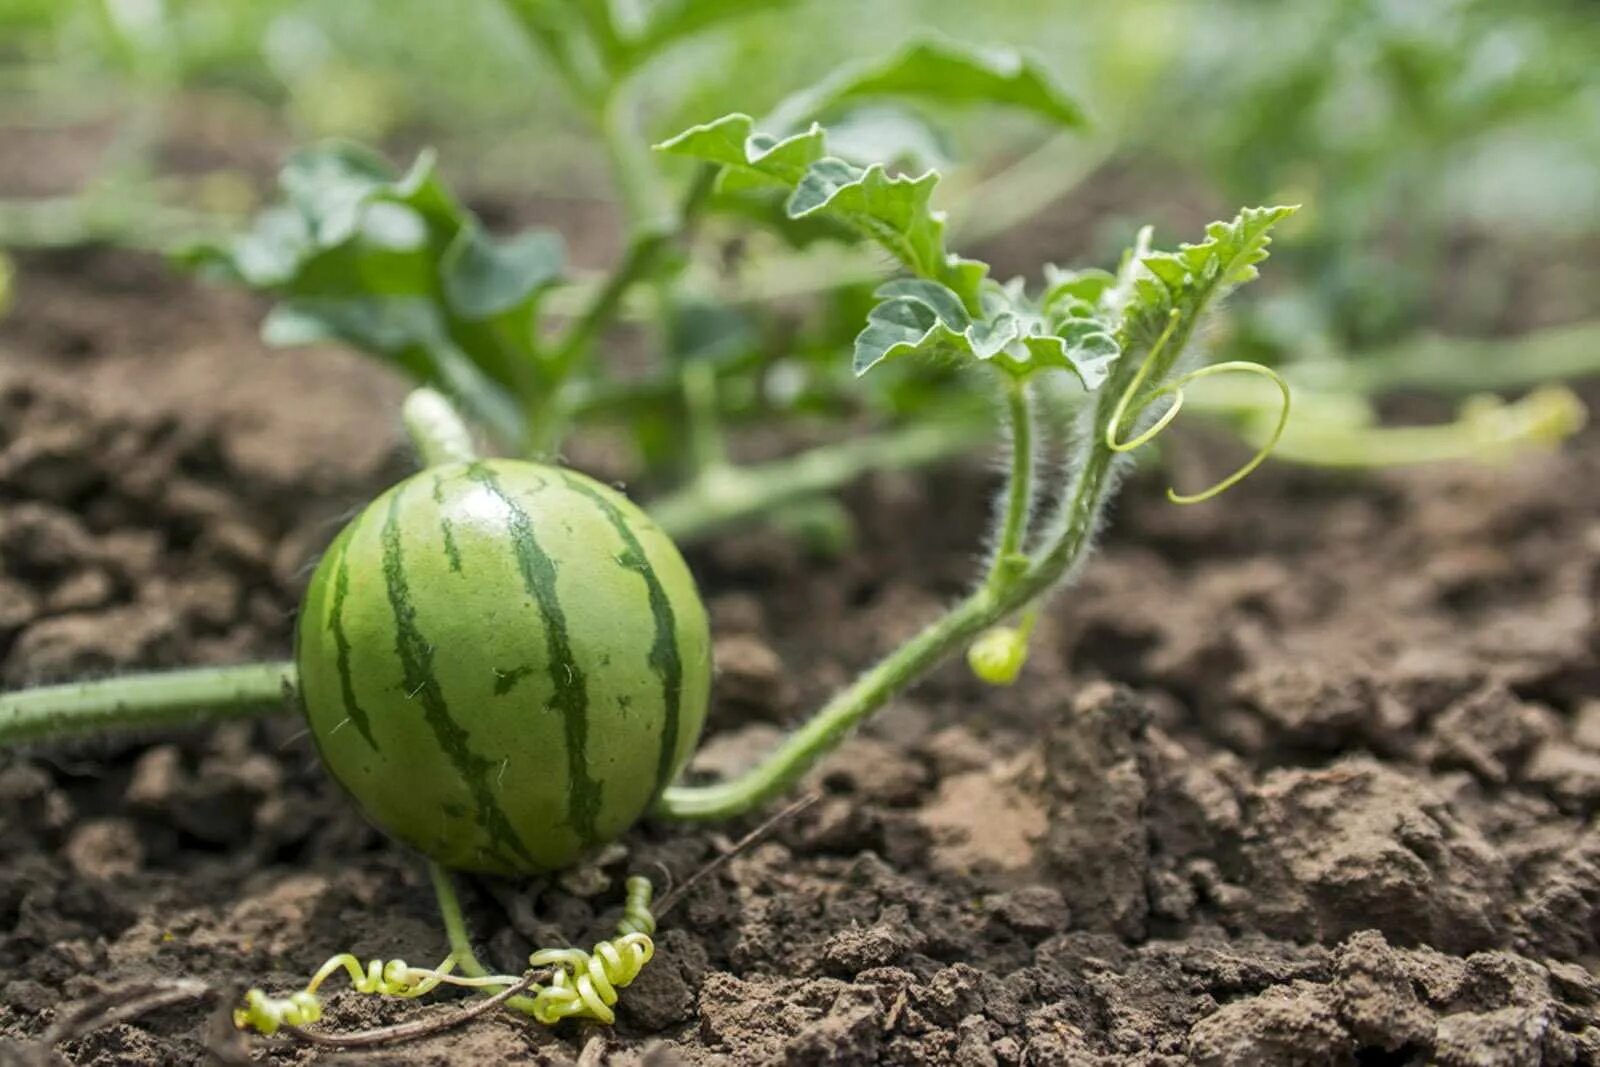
2,231,1599,1067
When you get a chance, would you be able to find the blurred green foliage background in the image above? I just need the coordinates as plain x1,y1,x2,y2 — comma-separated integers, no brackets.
4,0,1595,342
2,0,1597,480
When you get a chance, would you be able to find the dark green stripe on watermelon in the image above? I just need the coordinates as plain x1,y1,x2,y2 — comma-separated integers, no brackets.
431,473,464,574
558,472,684,799
466,462,602,846
380,484,537,867
328,525,379,751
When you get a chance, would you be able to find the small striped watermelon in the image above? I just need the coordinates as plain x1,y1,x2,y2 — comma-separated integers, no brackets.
296,459,712,875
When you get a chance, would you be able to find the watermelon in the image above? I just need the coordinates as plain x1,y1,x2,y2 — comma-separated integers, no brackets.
296,459,712,875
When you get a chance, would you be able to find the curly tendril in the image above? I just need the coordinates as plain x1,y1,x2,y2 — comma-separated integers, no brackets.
528,936,654,1024
615,874,658,937
1105,308,1291,504
234,876,661,1035
527,875,658,1025
233,953,515,1034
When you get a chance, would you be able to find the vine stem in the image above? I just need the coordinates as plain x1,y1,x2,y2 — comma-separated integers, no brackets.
648,418,987,542
0,662,295,748
656,587,1004,819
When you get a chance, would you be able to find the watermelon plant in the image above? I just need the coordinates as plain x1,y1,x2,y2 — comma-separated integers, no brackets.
0,186,1302,1036
0,5,1587,1048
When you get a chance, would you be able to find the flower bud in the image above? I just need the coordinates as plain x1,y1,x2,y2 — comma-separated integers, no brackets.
968,625,1030,686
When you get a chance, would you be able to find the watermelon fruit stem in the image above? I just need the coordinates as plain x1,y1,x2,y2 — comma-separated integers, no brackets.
402,386,480,468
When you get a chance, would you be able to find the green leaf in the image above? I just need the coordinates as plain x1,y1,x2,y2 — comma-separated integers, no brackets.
766,37,1088,136
278,141,396,245
657,114,983,307
854,277,1119,388
656,113,822,186
854,291,969,375
1040,266,1116,317
441,228,564,320
1115,205,1299,361
183,141,567,447
504,0,802,81
876,278,970,329
1090,205,1299,425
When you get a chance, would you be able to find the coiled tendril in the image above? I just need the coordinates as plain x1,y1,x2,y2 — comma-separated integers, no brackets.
232,953,502,1034
528,875,657,1025
234,875,659,1035
1106,308,1291,504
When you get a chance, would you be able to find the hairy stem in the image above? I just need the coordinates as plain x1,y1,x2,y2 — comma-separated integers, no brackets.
403,387,480,467
0,662,296,748
988,378,1034,586
656,394,1120,821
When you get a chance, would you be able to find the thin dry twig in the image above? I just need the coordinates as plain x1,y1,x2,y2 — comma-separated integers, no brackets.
656,791,819,918
277,971,540,1049
40,979,214,1047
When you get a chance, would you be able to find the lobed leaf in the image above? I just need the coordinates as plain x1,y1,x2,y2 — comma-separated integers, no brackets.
184,142,568,446
853,277,1119,389
657,115,983,307
1113,205,1299,368
658,40,1084,301
655,113,822,187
